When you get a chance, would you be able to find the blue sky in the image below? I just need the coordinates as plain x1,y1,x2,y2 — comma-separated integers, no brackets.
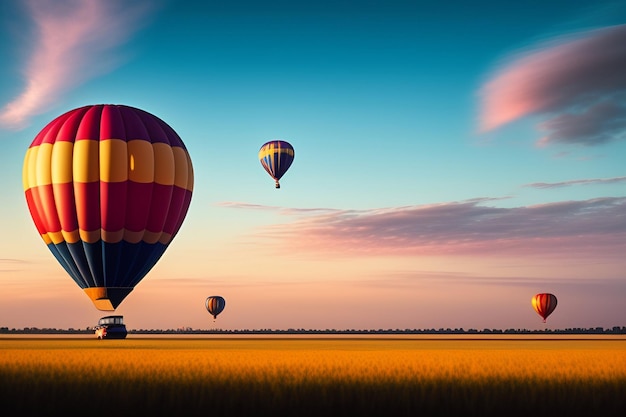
0,0,625,330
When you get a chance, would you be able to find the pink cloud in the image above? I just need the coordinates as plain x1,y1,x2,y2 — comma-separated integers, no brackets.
228,197,626,258
0,0,154,129
479,24,626,146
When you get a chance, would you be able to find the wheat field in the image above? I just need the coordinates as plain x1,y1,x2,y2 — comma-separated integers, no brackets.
1,335,624,416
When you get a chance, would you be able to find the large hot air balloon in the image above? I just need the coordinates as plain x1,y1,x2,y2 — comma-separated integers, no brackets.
258,140,294,188
531,293,558,323
23,104,194,311
205,296,226,320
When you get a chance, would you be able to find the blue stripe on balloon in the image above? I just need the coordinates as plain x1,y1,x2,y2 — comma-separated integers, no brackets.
48,242,90,288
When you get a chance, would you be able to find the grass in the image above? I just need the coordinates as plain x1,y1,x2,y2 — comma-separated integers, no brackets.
1,336,624,416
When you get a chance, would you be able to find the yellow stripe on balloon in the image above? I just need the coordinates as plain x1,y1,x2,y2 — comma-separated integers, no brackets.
22,147,37,190
123,229,145,244
258,148,275,159
158,232,173,245
172,147,193,190
101,229,124,243
259,145,294,158
128,140,155,183
142,230,162,244
61,229,80,244
24,146,52,190
79,228,101,244
34,143,53,186
40,233,52,245
184,151,194,191
73,140,100,183
51,228,174,245
100,139,128,183
153,143,175,185
46,230,65,245
51,141,74,184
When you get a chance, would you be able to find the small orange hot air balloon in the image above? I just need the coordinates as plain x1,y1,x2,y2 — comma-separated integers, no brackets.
205,296,226,321
531,293,558,323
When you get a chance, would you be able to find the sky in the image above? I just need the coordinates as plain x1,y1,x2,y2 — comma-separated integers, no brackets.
0,0,625,331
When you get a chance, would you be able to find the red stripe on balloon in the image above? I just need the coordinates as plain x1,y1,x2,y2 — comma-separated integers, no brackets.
163,186,186,235
56,107,90,143
171,189,193,237
146,183,173,232
32,118,60,147
76,106,103,141
100,104,126,140
100,181,128,231
32,183,61,233
53,182,78,232
125,182,153,231
74,181,101,231
24,189,48,235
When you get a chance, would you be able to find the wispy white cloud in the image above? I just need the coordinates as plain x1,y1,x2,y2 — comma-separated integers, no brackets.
479,24,626,147
224,197,626,258
524,176,626,189
215,201,339,214
0,0,154,130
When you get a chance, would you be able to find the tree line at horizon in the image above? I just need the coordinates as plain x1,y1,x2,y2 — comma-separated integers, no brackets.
2,326,625,334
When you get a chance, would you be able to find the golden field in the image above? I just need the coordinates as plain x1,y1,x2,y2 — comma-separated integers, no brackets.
1,335,624,416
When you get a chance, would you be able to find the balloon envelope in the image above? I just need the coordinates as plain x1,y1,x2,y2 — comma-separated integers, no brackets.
258,140,294,188
23,104,194,311
205,296,226,319
531,293,558,323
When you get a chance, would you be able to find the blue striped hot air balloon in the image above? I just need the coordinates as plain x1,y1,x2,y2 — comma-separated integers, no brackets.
23,104,194,311
258,140,295,189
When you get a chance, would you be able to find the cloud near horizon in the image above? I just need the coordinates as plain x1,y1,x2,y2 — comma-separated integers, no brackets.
223,197,626,258
0,0,153,130
479,24,626,147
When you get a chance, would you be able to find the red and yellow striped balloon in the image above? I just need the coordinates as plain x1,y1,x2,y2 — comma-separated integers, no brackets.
23,104,194,311
531,293,558,323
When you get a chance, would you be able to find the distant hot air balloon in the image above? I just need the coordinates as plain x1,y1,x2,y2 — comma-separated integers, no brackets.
206,296,226,320
23,104,194,311
531,293,558,323
258,140,294,188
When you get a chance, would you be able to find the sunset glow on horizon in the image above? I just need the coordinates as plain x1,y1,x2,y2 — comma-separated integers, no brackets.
0,0,624,331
